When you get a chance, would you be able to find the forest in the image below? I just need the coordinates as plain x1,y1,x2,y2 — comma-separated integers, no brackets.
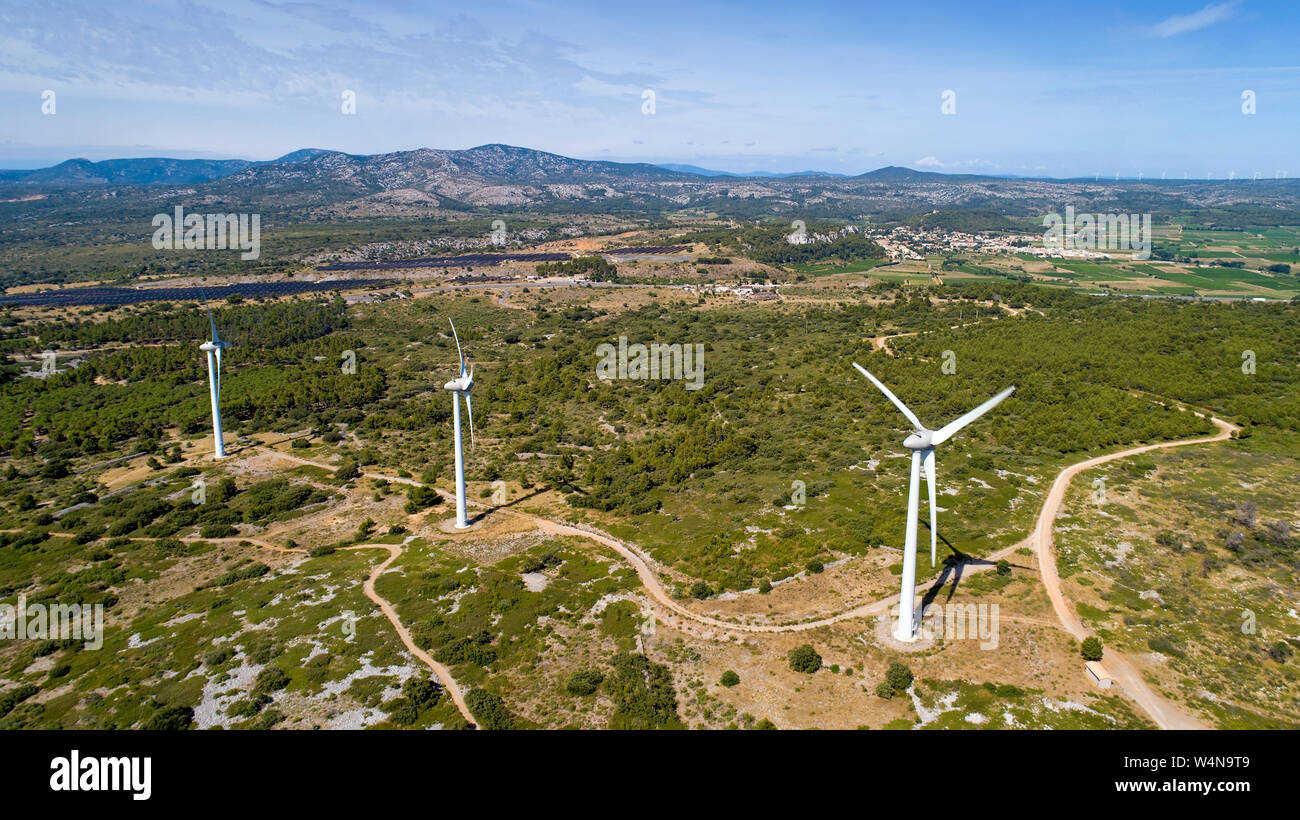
1,279,1296,590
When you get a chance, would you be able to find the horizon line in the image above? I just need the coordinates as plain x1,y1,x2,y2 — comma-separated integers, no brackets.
0,144,1292,184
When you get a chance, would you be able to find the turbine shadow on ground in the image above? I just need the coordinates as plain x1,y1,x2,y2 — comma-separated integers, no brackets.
921,550,992,608
466,486,548,525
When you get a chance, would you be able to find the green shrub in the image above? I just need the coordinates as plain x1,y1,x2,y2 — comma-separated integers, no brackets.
606,653,681,730
403,678,443,710
404,485,441,513
229,694,270,718
565,668,605,696
386,697,419,726
0,685,38,718
720,670,740,688
885,662,913,693
1081,636,1104,661
213,562,270,586
203,647,233,666
253,666,290,696
142,705,194,730
787,644,822,674
466,689,516,730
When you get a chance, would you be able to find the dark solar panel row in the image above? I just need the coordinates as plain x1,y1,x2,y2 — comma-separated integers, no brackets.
0,279,399,308
600,245,690,254
317,252,571,271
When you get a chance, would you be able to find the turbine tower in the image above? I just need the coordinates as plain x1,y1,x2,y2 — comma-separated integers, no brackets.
443,319,475,529
852,362,1014,642
199,298,231,459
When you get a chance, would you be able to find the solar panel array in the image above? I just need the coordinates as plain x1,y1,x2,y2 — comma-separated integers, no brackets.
600,245,690,255
0,279,400,308
316,253,571,271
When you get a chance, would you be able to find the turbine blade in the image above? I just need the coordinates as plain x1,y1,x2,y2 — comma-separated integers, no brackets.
923,447,937,566
852,362,924,430
214,346,223,398
464,391,476,454
201,288,220,343
448,318,465,376
932,386,1015,445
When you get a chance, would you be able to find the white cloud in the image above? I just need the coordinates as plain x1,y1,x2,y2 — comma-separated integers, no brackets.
1149,1,1241,38
914,155,944,167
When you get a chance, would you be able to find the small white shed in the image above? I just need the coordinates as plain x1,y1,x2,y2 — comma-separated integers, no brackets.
1085,660,1113,689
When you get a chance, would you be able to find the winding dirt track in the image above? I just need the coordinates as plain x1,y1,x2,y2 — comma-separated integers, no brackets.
254,408,1237,730
1029,415,1236,730
342,542,476,726
172,532,478,726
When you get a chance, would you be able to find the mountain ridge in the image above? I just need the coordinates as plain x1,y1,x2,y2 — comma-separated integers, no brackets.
2,145,1003,186
4,144,1298,220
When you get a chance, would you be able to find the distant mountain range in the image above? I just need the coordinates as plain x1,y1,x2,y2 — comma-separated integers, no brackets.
655,163,852,179
0,149,334,186
0,146,995,187
3,144,1298,221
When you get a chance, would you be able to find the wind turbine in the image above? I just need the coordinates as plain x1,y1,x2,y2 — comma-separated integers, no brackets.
199,296,231,459
852,362,1014,642
443,318,475,529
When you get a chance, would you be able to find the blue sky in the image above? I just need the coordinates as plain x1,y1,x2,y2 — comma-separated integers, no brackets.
1,0,1296,176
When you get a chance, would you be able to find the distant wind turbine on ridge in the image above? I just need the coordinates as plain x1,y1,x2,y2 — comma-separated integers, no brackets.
444,318,475,529
852,362,1015,642
199,294,231,459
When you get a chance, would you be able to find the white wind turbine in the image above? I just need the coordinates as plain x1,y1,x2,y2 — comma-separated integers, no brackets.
852,362,1015,642
444,319,475,529
199,297,232,459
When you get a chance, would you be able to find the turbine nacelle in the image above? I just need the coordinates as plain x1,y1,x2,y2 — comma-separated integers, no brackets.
443,373,473,392
199,340,230,352
903,429,933,450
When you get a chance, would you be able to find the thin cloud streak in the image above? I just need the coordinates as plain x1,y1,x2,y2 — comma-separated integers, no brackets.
1149,0,1241,37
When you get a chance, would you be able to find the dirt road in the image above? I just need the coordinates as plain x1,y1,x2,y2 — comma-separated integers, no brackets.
344,542,476,727
253,411,1237,728
1029,414,1236,730
180,531,478,726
